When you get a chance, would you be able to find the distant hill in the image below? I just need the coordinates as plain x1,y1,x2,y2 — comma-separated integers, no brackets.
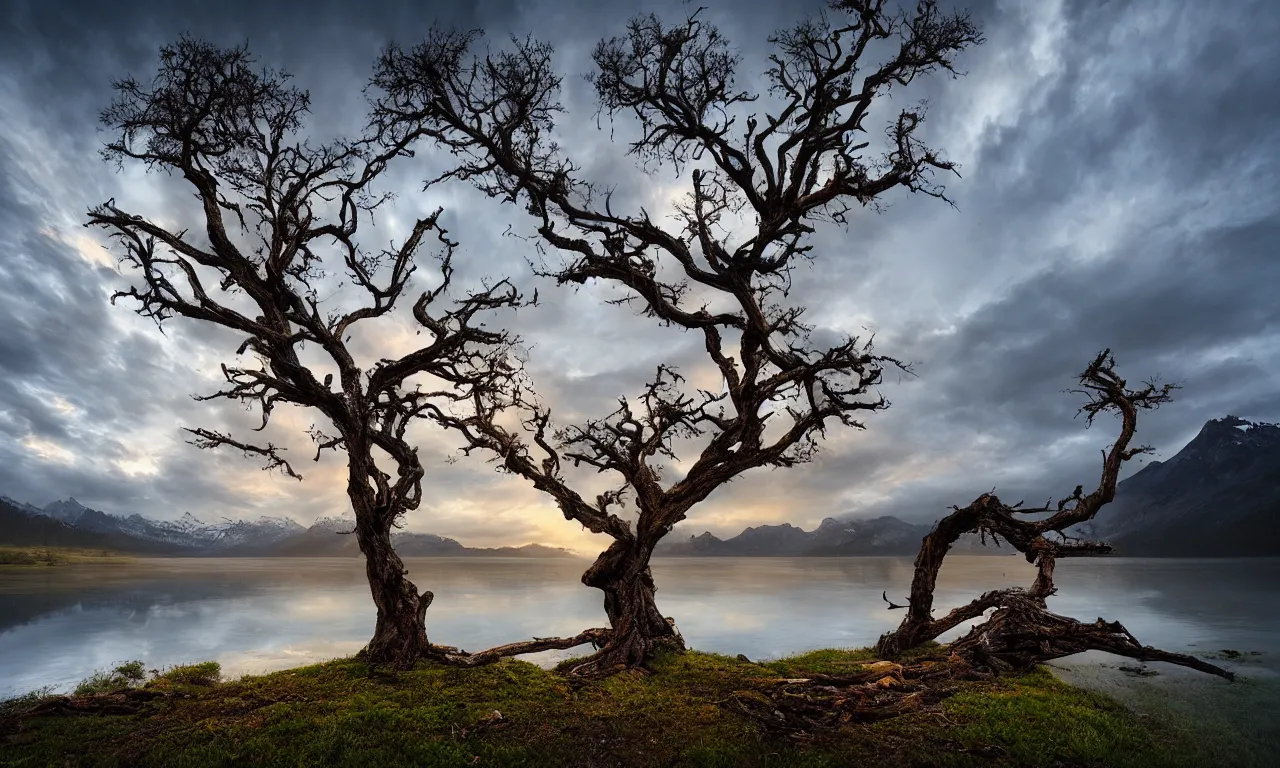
654,516,1004,557
0,502,179,554
0,498,574,559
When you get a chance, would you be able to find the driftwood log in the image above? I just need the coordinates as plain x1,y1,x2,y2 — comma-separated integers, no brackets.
437,628,612,668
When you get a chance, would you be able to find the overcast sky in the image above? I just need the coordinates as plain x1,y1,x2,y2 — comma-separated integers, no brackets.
1,0,1277,554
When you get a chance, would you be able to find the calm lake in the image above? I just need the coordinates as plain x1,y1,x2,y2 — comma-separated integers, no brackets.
1,556,1277,700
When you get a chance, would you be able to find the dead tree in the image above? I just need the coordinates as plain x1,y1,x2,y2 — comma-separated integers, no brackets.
370,1,982,675
875,351,1234,681
87,38,521,669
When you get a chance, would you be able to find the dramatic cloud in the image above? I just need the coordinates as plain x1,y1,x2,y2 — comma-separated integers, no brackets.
1,0,1275,553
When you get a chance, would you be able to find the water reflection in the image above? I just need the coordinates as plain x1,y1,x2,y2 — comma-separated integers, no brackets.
0,556,1276,698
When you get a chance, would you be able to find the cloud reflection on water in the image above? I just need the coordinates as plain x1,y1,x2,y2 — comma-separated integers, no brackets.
0,556,1276,697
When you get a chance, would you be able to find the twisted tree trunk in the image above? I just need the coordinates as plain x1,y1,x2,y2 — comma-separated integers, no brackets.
355,517,435,668
876,502,990,657
567,538,684,676
347,450,436,669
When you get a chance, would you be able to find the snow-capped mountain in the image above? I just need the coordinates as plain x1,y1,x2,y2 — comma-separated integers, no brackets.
41,498,94,525
310,515,357,533
0,496,43,517
210,515,307,549
4,498,315,553
0,497,571,558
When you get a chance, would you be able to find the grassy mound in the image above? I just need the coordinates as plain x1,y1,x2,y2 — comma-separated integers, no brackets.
0,649,1251,767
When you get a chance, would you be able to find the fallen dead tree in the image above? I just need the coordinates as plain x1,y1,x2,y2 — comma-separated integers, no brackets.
946,593,1235,680
435,628,613,668
731,350,1233,737
873,349,1234,681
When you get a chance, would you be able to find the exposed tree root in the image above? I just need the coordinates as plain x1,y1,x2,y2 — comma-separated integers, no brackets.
409,618,686,678
728,617,1234,740
726,656,985,736
430,617,688,678
558,628,687,679
948,597,1235,681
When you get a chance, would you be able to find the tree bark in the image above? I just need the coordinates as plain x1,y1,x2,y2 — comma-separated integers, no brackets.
566,538,684,676
875,506,977,657
355,522,434,668
347,465,435,668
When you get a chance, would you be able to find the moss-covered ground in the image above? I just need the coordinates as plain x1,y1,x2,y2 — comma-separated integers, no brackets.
0,648,1262,767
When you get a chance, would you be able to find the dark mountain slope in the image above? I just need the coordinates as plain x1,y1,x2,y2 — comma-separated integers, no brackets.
1092,416,1280,556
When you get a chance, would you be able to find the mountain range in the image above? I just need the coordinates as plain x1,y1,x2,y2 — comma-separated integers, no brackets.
0,498,574,558
3,416,1275,558
652,515,1018,557
656,415,1280,558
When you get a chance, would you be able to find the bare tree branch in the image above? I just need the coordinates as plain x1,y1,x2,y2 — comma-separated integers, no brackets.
185,427,302,480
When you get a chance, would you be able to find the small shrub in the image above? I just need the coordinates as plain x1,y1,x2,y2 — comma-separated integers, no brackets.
73,660,147,696
115,661,147,683
153,661,221,687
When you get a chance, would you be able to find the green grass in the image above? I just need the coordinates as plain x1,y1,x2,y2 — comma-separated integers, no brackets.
152,662,222,688
0,546,132,567
0,649,1256,767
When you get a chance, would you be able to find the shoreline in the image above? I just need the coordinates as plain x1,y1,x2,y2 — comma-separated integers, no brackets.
5,647,1271,767
0,546,136,568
